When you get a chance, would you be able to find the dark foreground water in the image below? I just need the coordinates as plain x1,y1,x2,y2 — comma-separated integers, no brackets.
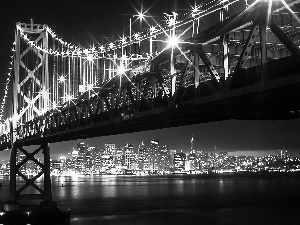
1,173,300,225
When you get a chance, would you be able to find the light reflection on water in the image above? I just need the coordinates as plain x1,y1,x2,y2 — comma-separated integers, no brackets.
1,174,300,225
51,175,202,199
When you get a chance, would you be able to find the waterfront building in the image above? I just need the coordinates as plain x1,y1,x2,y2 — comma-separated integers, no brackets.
94,151,102,173
150,138,160,171
59,156,67,172
115,147,125,167
158,145,170,172
101,154,114,172
144,148,152,171
174,152,186,172
70,148,79,172
138,141,151,172
84,147,93,171
186,151,197,171
131,152,139,170
195,150,204,170
88,147,100,172
66,158,72,172
169,149,176,171
51,159,61,175
77,142,87,173
101,144,116,172
218,152,228,167
104,144,115,156
138,141,146,170
124,143,134,169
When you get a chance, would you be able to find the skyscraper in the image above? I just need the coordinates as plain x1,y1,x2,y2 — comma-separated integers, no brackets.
169,149,176,171
104,144,115,156
77,142,87,172
150,138,159,171
115,147,125,167
124,143,134,169
174,152,186,172
103,144,115,171
138,141,149,170
159,145,170,172
191,134,194,153
186,152,196,171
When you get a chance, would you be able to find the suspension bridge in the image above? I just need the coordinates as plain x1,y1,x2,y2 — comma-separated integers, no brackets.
0,0,300,221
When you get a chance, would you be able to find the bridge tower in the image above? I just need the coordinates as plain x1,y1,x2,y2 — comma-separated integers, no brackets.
4,20,56,212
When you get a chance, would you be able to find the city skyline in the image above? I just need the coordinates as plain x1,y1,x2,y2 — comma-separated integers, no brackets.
1,118,300,161
1,0,300,161
1,136,299,176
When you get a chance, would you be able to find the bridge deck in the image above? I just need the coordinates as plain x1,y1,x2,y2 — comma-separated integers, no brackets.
0,54,299,150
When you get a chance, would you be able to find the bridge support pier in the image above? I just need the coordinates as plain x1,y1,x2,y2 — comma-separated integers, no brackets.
1,143,69,224
4,142,55,210
4,143,56,211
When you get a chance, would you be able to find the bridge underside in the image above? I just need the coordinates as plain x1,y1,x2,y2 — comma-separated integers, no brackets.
14,66,300,147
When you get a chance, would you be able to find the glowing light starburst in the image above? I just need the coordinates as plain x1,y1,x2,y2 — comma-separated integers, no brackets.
58,76,66,83
138,12,144,20
168,36,179,48
117,64,126,75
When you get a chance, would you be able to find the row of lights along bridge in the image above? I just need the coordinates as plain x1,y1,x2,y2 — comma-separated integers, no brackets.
1,138,300,176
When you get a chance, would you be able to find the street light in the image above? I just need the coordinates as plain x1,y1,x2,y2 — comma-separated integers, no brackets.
129,13,144,60
58,76,66,83
137,12,144,20
167,36,178,48
130,12,154,57
117,64,126,75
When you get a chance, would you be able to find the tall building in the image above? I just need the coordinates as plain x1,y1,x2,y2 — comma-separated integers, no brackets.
124,143,134,169
150,138,160,171
138,141,151,171
174,152,186,172
169,149,176,171
195,150,205,170
58,155,67,172
77,142,87,172
93,148,102,172
70,148,79,172
85,147,93,171
159,145,170,172
186,151,197,171
115,147,125,167
191,134,194,153
102,144,115,171
104,144,115,156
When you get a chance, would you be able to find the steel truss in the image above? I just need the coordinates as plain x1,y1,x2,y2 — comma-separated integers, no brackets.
4,142,55,210
0,0,299,149
14,22,49,126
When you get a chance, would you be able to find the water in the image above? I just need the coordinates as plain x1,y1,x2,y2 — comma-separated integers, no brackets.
1,173,300,225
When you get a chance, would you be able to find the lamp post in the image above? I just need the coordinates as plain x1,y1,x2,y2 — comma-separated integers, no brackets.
129,12,146,63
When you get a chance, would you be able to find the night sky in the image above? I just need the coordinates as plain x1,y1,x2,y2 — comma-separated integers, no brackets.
0,0,300,160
